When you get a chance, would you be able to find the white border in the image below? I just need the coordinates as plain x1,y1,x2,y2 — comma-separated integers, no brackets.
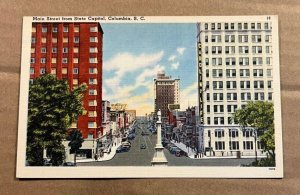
16,16,283,178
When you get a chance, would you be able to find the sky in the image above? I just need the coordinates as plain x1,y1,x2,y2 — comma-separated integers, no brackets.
101,23,198,116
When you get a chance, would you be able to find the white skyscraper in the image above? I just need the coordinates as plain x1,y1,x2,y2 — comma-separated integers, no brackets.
197,20,273,157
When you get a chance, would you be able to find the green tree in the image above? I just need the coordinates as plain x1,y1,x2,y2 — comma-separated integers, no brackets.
67,129,84,165
26,74,86,166
233,101,275,165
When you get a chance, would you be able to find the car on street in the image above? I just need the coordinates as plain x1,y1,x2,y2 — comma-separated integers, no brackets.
63,162,76,166
169,146,179,154
140,143,146,149
175,149,188,157
116,146,130,153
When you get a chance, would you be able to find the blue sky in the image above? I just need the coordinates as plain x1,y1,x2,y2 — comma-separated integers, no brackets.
101,23,198,115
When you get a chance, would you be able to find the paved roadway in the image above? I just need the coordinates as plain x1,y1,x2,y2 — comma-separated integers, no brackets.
78,119,256,167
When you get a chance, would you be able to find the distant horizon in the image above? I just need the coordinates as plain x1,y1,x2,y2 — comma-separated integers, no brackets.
101,23,198,116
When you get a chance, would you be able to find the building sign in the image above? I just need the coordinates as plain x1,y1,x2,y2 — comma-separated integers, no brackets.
111,103,127,111
168,104,180,111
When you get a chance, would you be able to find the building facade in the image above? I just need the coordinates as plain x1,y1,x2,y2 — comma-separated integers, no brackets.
30,22,103,139
197,20,273,157
154,71,180,120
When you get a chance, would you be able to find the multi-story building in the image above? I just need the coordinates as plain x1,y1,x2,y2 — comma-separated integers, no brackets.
102,100,111,136
154,71,180,121
30,22,103,140
197,20,273,157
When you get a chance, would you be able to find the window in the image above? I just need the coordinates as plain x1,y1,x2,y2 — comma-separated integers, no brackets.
41,48,46,53
89,100,97,106
51,58,57,63
212,69,223,78
238,35,248,43
217,23,221,30
225,23,228,30
52,47,57,53
254,92,265,100
62,68,67,74
253,69,263,77
31,37,36,43
243,141,253,150
226,69,236,77
205,58,209,65
225,46,235,54
207,105,210,113
226,81,237,89
62,58,68,63
206,93,210,101
88,111,97,117
73,79,78,85
240,69,250,77
89,68,97,74
89,78,97,85
63,26,69,32
265,35,272,42
40,68,45,74
52,26,58,32
239,46,249,54
73,47,79,53
240,81,250,89
42,26,47,32
52,37,57,43
63,37,68,43
251,23,255,29
241,92,251,101
229,141,239,150
32,26,36,32
89,47,98,53
229,129,239,138
238,23,242,30
40,58,46,64
90,37,98,42
89,89,97,95
239,57,249,65
90,26,97,32
257,23,261,29
266,46,272,54
244,23,248,30
215,141,225,150
268,92,273,100
205,23,208,30
89,58,97,63
227,105,237,112
243,129,253,137
73,58,79,63
63,47,68,53
252,46,262,54
31,48,35,53
30,67,34,74
88,122,96,128
74,26,80,32
41,37,47,43
205,46,208,54
211,23,215,30
206,69,209,77
213,81,223,89
207,117,211,125
253,57,263,65
215,129,224,138
227,93,237,101
230,23,234,30
74,37,80,43
268,81,272,89
252,35,261,43
51,68,56,75
264,22,269,30
73,68,79,74
266,57,272,65
88,133,94,139
30,58,35,64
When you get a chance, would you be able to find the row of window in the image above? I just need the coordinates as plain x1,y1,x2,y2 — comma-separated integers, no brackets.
204,22,270,31
32,47,98,54
207,91,273,101
30,57,98,64
31,36,98,44
205,35,272,43
204,46,271,55
204,56,272,66
208,80,273,90
30,67,98,75
33,26,98,33
214,141,263,150
207,69,272,78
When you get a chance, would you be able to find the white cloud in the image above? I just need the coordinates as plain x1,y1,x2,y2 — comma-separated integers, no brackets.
171,62,180,70
168,55,176,61
180,82,198,111
177,47,186,55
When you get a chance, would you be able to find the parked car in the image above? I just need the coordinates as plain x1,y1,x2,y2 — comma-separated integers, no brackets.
63,162,76,166
169,146,179,154
175,149,188,157
116,146,130,153
140,143,146,149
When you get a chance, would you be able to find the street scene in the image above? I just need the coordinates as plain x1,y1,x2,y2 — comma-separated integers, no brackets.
25,19,277,168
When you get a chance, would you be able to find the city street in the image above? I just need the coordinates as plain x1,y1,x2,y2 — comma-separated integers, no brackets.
77,119,257,167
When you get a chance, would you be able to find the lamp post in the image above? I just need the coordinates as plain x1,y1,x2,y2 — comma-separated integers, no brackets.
151,109,168,166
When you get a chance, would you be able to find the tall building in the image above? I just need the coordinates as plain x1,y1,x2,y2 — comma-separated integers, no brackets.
197,20,273,157
30,22,103,139
154,71,180,120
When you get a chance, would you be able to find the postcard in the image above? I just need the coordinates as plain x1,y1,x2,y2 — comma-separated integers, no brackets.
16,16,283,178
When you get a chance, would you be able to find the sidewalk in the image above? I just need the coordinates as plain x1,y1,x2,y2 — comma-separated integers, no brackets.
77,137,122,163
170,140,266,160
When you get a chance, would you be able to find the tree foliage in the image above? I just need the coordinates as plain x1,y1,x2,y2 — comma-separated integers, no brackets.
26,74,86,166
233,101,276,164
67,129,84,165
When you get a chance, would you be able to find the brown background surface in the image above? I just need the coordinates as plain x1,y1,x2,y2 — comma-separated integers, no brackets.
0,0,300,194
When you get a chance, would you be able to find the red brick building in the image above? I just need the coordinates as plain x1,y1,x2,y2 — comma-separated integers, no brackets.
30,22,103,139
